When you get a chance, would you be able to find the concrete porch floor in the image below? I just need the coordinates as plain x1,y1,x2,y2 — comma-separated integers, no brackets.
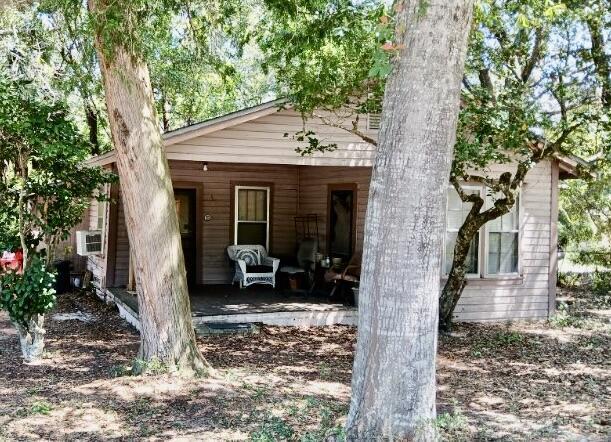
107,284,357,327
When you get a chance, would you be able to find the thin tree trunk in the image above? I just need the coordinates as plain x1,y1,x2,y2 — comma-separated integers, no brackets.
85,103,101,155
439,175,519,331
160,91,170,132
89,0,208,375
587,17,611,109
346,1,474,439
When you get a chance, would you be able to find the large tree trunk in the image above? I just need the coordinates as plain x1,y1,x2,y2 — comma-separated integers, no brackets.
14,315,45,363
89,0,208,375
345,1,474,439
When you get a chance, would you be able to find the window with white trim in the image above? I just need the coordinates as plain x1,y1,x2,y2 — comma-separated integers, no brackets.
486,193,519,275
96,199,106,231
234,186,270,249
444,185,521,278
444,186,481,275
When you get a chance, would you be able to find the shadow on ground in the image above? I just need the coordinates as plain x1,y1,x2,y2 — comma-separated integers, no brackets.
0,289,608,440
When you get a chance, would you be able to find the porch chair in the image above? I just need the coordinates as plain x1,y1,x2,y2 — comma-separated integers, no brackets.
279,237,318,293
226,244,280,288
325,252,361,301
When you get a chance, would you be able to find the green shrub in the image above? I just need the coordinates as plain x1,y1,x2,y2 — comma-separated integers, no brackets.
574,249,611,268
591,271,611,298
0,256,56,328
550,304,581,328
558,271,583,288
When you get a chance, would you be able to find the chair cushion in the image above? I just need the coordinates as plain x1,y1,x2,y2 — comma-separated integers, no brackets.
235,248,260,266
246,264,273,273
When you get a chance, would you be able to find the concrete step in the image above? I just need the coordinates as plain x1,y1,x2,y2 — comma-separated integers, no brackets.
195,322,260,337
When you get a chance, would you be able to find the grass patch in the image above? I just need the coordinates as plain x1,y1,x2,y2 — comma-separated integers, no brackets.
435,408,469,440
109,364,132,377
471,329,527,356
550,304,582,328
250,415,294,441
30,400,53,415
132,358,168,375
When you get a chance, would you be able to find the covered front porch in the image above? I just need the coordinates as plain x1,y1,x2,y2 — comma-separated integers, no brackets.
104,284,357,330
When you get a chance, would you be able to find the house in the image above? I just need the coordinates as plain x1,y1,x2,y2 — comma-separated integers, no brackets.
79,99,579,327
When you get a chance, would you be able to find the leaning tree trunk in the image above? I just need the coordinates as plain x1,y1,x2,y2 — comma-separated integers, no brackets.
345,1,474,439
89,0,208,375
439,211,482,332
14,315,45,363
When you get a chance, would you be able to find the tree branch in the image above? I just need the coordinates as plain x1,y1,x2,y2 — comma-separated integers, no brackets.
313,111,379,146
521,27,544,83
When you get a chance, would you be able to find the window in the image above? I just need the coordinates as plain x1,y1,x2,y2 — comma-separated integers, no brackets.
486,193,519,275
96,199,106,231
444,186,481,275
234,186,270,249
94,183,108,232
367,113,381,130
443,184,521,278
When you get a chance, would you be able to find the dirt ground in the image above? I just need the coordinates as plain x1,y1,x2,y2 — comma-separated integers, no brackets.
0,288,609,441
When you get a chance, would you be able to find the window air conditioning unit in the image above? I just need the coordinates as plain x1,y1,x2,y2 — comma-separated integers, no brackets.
76,231,103,256
367,113,381,130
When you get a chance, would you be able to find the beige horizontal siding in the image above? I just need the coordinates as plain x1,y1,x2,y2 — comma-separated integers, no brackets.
454,160,553,322
166,109,376,167
91,109,556,323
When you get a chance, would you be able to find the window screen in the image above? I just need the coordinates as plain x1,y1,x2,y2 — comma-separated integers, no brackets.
235,187,269,248
487,195,519,274
445,187,480,275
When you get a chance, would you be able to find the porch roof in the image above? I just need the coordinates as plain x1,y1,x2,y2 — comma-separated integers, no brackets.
86,100,583,178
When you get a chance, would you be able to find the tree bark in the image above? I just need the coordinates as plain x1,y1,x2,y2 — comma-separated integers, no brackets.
587,16,611,109
89,0,208,375
85,103,101,155
14,315,45,363
345,1,474,439
439,202,485,332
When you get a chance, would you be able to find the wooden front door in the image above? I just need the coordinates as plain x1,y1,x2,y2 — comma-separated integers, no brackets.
174,189,197,285
327,184,357,261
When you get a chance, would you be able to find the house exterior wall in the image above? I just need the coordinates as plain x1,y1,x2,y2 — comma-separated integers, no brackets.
99,159,556,322
166,109,376,166
298,166,371,255
90,108,377,168
109,161,300,285
452,160,555,321
82,105,560,322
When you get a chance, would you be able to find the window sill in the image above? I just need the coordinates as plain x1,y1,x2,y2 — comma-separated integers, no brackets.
441,275,524,286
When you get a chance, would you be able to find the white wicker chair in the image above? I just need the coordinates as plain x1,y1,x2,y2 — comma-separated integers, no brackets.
227,244,280,288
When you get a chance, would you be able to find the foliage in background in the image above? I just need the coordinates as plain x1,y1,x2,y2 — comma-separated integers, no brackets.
0,75,114,257
0,73,114,329
0,1,272,147
258,0,385,151
556,0,611,266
